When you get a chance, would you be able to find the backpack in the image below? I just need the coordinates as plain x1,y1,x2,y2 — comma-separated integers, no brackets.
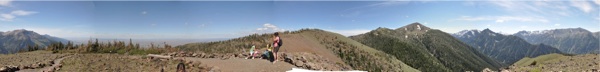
278,38,283,46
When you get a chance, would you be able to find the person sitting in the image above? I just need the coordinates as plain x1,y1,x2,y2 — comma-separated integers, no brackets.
246,45,260,59
262,44,273,60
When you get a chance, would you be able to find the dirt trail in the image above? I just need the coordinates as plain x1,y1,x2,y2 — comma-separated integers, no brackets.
181,57,296,72
17,55,73,72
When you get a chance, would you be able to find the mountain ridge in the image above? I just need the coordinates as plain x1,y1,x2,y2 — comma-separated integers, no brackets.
350,22,503,71
0,29,68,54
513,28,599,54
452,29,563,65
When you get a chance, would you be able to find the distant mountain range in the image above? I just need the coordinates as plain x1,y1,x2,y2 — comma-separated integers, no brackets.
350,23,503,71
0,29,68,54
452,29,563,65
514,28,600,54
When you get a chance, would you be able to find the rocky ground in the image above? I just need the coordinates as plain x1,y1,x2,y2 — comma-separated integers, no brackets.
163,51,353,71
505,54,600,72
59,54,217,72
0,51,71,72
2,50,353,72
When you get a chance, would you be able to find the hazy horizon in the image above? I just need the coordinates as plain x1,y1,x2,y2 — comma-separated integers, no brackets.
0,1,598,39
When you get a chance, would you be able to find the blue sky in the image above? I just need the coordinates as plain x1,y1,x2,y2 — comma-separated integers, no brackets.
0,1,598,39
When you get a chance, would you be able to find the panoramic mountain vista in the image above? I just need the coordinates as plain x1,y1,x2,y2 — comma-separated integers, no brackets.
1,1,598,72
452,29,563,65
0,29,68,54
350,23,503,72
514,28,600,54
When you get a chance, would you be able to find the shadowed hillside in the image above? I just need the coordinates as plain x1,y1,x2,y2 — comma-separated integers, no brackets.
350,23,503,72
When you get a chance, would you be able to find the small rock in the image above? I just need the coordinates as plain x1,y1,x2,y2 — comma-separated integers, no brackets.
294,61,304,67
0,66,8,72
209,66,221,72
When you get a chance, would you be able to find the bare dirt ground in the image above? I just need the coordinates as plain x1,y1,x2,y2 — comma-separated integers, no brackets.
182,57,296,72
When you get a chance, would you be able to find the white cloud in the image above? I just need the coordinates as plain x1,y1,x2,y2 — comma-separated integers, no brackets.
455,16,549,23
11,10,37,16
554,23,561,26
0,0,11,6
141,11,147,14
256,28,267,30
0,10,38,21
325,29,371,36
594,0,600,5
487,1,588,18
255,23,285,33
571,1,593,13
0,14,14,21
264,23,277,28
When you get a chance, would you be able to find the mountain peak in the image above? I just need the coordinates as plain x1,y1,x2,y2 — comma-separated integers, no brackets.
482,28,493,33
3,29,38,36
397,22,431,32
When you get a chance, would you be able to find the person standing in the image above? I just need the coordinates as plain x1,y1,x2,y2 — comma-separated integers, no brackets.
272,32,282,64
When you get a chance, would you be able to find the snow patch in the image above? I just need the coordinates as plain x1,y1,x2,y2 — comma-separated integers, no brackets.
416,25,421,30
489,33,496,36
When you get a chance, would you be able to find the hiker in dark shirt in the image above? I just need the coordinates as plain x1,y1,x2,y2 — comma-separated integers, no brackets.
177,59,186,72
